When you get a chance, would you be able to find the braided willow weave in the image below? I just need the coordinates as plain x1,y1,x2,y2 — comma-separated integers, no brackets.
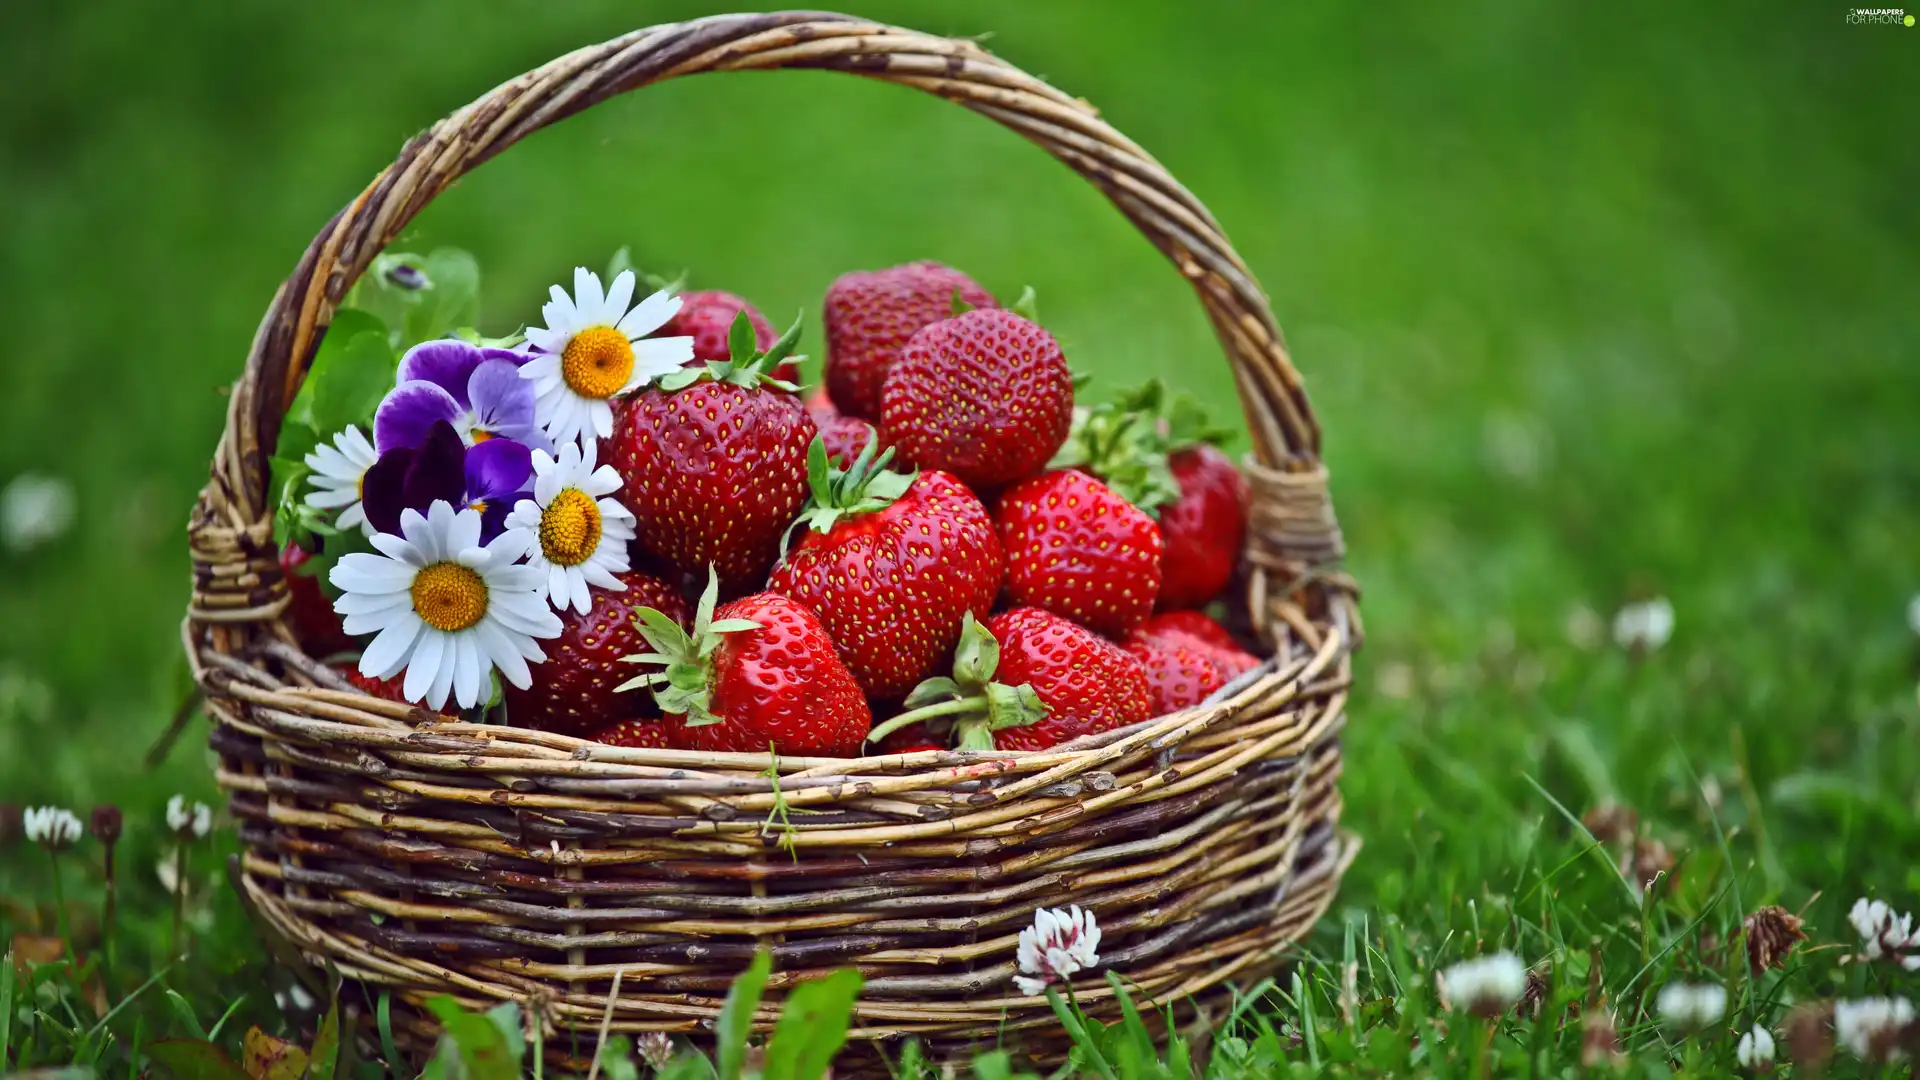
183,11,1361,1071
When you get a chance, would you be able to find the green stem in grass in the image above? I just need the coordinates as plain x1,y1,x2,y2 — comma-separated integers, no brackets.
47,849,74,960
170,842,188,960
863,614,1047,751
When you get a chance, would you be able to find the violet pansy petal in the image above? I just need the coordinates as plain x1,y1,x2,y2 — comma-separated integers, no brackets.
375,380,465,453
479,346,533,368
467,359,539,441
401,422,469,515
465,438,534,505
396,340,486,408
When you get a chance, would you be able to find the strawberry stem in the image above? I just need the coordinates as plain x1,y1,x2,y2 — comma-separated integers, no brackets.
864,614,1048,750
613,567,759,727
864,698,986,745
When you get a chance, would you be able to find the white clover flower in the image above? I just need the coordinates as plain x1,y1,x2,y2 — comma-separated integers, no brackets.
303,424,378,538
1,473,75,553
1849,897,1920,971
503,440,636,614
1613,597,1674,651
1013,905,1101,996
1736,1026,1775,1069
520,268,693,447
166,795,212,839
1835,997,1915,1063
1656,982,1726,1031
22,806,83,849
1438,952,1527,1016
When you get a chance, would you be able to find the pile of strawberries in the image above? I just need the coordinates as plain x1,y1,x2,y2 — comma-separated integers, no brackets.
294,261,1258,756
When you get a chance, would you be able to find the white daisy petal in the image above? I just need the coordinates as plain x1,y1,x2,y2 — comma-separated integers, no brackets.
617,289,682,339
574,267,606,321
370,530,424,566
360,612,425,680
630,336,696,380
332,553,416,593
603,270,636,325
405,631,447,705
452,635,482,709
586,466,624,498
569,572,592,615
475,620,533,689
427,641,458,710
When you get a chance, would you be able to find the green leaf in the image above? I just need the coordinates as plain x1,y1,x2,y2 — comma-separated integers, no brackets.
165,989,210,1040
606,247,635,284
404,248,481,348
305,991,343,1080
307,334,396,441
481,1002,524,1067
1010,285,1040,323
760,969,862,1080
950,613,999,688
901,676,961,710
596,1035,640,1080
715,951,773,1080
424,996,521,1080
728,311,758,367
984,682,1047,732
146,1038,253,1080
950,288,977,317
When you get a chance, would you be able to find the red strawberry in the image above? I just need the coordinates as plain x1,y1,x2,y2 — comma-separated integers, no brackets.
815,413,886,468
868,610,1149,752
608,323,814,587
870,720,944,756
881,309,1073,491
825,261,995,420
337,667,456,717
1122,625,1242,715
587,717,673,748
995,470,1163,638
282,542,355,657
768,441,1003,698
663,290,800,385
501,571,690,737
1053,382,1247,610
1137,610,1246,659
1156,444,1249,610
618,573,870,756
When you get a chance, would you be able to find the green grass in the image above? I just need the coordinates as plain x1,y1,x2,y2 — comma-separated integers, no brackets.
3,0,1918,1076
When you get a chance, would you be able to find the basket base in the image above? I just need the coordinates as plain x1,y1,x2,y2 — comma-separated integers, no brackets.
324,833,1356,1078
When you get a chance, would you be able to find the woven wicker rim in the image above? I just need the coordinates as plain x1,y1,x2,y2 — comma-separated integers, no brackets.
184,11,1361,1066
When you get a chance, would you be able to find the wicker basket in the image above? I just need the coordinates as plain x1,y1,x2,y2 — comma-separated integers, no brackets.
184,11,1361,1072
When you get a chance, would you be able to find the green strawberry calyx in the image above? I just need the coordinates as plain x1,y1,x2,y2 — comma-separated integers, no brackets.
1048,380,1234,514
654,311,805,393
784,436,917,547
614,568,761,728
864,614,1048,752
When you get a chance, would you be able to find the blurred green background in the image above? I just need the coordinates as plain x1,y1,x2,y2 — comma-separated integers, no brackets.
2,0,1917,899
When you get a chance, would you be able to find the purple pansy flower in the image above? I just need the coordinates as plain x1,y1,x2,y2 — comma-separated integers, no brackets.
374,340,549,454
361,421,532,541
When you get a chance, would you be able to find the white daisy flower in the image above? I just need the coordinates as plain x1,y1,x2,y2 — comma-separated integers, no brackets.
519,268,692,447
329,501,562,710
23,805,83,849
1736,1026,1775,1069
165,795,212,839
1013,905,1101,996
503,440,636,615
303,425,378,537
1438,952,1526,1016
1835,996,1915,1063
1655,981,1726,1031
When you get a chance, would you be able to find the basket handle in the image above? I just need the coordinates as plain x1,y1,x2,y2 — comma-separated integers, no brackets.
191,11,1347,636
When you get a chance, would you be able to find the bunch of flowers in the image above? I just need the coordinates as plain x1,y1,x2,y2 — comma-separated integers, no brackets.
288,260,690,710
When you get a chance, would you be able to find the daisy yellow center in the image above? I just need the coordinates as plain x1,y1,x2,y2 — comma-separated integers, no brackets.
560,325,635,400
411,562,489,633
539,489,602,567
